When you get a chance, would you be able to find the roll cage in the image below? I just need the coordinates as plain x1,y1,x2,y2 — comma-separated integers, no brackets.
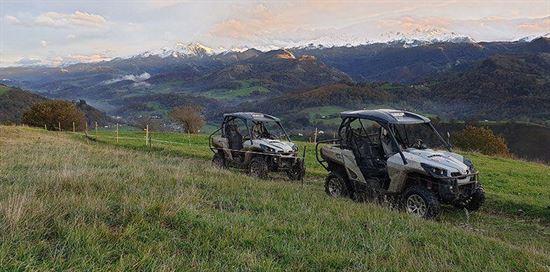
209,113,292,152
315,110,452,167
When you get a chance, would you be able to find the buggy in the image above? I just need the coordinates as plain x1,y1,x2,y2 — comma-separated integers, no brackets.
209,112,305,180
316,109,485,219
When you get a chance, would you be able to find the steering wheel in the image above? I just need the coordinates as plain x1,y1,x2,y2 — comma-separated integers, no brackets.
413,139,425,149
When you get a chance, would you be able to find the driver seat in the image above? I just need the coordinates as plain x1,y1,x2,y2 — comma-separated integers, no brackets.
225,124,243,152
347,132,386,178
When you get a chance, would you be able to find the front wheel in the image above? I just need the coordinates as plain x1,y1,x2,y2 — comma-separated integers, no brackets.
212,152,226,169
286,162,305,181
465,186,485,211
324,173,349,198
402,186,440,219
248,157,269,179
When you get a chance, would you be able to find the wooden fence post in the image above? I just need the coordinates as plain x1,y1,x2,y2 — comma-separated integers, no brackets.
116,123,119,143
44,124,47,130
145,125,149,147
313,128,318,144
72,122,75,133
95,122,98,138
58,121,61,131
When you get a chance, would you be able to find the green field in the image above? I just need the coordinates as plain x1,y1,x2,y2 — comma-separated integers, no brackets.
0,126,548,270
203,80,270,100
0,85,9,96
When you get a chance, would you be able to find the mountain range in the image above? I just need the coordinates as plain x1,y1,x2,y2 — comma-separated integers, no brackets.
0,37,548,126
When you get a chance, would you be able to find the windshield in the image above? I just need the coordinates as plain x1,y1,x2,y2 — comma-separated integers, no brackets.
250,121,289,141
392,123,448,150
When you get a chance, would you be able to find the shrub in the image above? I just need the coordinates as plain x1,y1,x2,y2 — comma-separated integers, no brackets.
453,126,510,156
22,100,86,131
169,105,205,134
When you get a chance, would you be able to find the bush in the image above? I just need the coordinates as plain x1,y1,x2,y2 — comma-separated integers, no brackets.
22,100,86,131
453,126,510,156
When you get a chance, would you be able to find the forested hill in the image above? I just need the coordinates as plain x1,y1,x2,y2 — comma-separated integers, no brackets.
235,52,550,124
0,84,47,124
0,84,114,126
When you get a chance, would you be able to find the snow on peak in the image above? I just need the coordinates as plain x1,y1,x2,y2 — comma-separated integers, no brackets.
133,42,216,59
159,42,215,58
517,32,550,42
379,30,475,47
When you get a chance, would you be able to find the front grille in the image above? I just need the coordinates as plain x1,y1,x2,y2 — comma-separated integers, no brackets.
451,172,461,177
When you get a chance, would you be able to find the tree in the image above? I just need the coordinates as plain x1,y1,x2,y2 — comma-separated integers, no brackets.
22,100,86,131
169,105,205,134
134,115,163,131
452,126,510,157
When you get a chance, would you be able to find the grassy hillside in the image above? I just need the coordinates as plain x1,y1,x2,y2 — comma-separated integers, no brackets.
0,126,548,270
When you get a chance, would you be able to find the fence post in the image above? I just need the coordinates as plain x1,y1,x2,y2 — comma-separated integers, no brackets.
72,122,75,133
44,124,47,130
188,130,191,147
58,121,61,131
313,128,318,144
95,122,98,139
116,123,119,143
145,125,149,147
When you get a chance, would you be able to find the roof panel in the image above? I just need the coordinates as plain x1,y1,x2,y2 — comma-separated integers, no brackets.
224,112,280,122
340,109,430,124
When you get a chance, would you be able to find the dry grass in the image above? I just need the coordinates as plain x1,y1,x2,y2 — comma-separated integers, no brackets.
0,126,548,271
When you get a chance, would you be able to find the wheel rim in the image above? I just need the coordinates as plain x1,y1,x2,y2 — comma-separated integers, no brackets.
328,178,343,197
406,194,427,217
212,155,224,168
250,162,264,177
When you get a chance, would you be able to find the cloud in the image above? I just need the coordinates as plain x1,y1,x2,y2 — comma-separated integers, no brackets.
40,40,48,47
34,11,107,28
517,18,550,32
103,72,151,85
4,15,23,25
5,11,107,29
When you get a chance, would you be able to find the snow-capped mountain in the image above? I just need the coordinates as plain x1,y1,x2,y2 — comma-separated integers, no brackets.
378,30,475,47
518,33,550,42
134,42,216,59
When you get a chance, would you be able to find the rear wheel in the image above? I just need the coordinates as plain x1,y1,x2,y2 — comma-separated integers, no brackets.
324,173,349,198
212,152,226,169
249,157,269,179
402,186,440,219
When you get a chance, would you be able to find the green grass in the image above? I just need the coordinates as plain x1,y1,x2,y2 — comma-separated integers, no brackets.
0,85,9,96
203,86,270,100
0,126,548,270
202,80,270,100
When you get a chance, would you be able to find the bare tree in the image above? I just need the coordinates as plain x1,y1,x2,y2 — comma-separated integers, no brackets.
169,105,205,134
134,115,163,131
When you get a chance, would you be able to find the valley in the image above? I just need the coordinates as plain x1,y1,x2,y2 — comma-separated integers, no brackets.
1,38,549,162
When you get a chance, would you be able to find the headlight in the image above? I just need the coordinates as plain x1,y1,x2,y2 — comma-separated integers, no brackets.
421,163,448,177
260,144,276,153
463,157,475,171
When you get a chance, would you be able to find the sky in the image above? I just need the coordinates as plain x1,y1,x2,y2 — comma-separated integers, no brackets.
1,0,549,67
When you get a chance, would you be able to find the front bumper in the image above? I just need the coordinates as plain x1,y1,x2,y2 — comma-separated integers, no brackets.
437,173,481,203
